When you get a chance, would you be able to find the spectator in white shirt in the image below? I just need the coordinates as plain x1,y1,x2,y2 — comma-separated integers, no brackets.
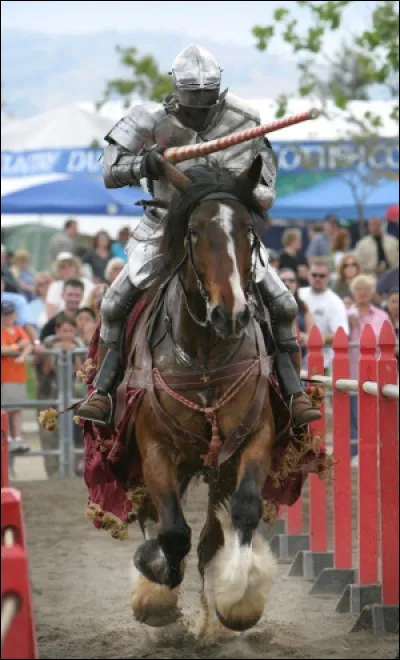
46,252,94,319
299,260,349,371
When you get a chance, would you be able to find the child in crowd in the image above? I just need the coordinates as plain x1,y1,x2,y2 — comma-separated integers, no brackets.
36,314,85,478
1,300,32,454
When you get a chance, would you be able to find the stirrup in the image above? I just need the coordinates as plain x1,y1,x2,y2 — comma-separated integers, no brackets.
79,390,114,427
288,393,321,428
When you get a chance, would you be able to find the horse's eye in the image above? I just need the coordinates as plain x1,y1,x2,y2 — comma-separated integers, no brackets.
190,228,199,240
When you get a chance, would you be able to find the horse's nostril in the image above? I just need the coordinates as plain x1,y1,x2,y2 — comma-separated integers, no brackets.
211,305,227,328
236,306,250,330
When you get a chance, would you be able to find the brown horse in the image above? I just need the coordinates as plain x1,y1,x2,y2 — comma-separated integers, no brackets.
126,154,277,634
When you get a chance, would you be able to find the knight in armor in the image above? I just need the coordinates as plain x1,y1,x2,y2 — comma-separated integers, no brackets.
77,44,321,429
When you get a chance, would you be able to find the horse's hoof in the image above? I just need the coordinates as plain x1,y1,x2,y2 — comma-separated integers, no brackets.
134,539,185,589
131,567,180,627
215,606,261,632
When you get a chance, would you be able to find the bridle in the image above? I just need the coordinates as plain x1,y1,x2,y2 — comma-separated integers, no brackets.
179,192,266,329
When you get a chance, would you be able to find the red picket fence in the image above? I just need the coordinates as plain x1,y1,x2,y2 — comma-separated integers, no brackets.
278,320,399,633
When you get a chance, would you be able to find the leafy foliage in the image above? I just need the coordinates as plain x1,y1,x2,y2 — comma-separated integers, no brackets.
252,1,399,223
98,46,172,110
252,1,399,126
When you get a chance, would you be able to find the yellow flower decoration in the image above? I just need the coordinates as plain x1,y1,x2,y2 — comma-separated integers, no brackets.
38,408,59,432
77,358,97,384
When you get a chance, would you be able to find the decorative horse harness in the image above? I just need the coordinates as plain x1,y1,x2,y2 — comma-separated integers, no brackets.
120,192,273,468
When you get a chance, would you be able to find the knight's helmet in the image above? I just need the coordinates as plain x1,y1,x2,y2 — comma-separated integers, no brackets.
169,44,222,108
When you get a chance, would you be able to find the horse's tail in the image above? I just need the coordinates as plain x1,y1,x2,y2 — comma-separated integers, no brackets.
207,504,277,632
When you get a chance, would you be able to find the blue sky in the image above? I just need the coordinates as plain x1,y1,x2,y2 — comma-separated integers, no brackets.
2,0,377,48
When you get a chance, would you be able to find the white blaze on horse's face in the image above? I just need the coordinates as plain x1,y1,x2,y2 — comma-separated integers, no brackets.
205,202,251,337
214,204,247,316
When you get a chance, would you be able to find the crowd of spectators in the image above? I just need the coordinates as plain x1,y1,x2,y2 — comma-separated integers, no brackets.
270,212,399,465
1,218,129,477
1,211,398,475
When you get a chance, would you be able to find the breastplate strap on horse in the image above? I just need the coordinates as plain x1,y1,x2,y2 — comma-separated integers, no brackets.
126,292,271,468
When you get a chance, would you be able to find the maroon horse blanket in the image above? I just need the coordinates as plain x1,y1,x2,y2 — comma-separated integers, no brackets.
80,301,330,540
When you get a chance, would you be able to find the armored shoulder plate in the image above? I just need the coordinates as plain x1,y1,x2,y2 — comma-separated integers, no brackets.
105,102,166,152
223,93,261,124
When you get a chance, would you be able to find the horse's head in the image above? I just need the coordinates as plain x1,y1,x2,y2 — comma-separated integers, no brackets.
156,154,265,340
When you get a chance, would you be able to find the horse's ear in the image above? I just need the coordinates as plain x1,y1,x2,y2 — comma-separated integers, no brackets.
156,154,190,193
237,154,263,190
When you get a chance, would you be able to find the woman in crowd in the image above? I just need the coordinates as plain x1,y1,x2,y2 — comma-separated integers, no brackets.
332,253,362,300
105,257,125,285
28,271,53,329
347,274,390,464
10,248,37,302
82,230,112,282
329,228,351,275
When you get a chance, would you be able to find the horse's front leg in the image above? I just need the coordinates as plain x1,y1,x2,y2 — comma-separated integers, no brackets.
208,411,278,632
230,428,271,544
134,402,192,590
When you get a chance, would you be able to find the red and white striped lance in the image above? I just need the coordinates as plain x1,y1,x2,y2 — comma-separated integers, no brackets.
163,108,319,163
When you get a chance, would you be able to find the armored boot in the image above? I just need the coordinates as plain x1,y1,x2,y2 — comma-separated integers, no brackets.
257,264,322,428
285,350,322,427
77,341,121,426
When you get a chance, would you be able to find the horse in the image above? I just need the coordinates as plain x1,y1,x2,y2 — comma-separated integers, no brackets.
123,153,278,634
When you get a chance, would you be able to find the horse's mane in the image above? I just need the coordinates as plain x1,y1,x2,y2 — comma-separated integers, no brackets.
150,164,264,289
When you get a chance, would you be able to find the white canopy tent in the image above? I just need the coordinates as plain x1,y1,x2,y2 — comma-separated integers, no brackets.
1,103,113,151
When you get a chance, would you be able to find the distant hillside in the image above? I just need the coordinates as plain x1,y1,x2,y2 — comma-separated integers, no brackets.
2,27,299,118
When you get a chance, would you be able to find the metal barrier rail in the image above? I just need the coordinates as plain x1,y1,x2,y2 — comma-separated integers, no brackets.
301,371,400,399
2,348,88,478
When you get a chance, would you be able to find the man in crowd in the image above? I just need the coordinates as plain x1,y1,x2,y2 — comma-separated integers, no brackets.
40,278,85,341
355,216,399,277
47,218,79,263
279,228,308,286
299,259,349,371
306,214,341,265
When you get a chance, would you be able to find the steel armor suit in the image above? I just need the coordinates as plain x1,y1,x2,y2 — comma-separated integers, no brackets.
77,44,321,429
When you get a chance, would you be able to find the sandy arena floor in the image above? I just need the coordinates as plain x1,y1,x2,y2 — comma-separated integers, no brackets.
13,461,398,660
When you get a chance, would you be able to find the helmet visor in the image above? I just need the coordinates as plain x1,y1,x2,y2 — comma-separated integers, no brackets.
177,87,220,108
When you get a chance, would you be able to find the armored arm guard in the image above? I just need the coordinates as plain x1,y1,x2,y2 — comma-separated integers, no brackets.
252,136,277,211
217,95,278,211
102,102,163,189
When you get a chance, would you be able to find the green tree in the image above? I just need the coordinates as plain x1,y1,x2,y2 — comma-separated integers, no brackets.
252,1,399,226
252,1,399,125
98,46,172,110
88,138,101,148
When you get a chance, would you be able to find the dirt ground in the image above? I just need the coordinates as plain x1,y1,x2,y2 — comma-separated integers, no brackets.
15,471,398,660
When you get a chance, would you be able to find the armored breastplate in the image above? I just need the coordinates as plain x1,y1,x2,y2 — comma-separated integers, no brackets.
151,94,261,203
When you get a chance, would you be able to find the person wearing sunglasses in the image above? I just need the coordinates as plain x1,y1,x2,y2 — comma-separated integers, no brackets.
299,260,349,372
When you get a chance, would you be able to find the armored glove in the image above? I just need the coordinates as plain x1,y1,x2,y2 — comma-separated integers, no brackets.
139,147,166,181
